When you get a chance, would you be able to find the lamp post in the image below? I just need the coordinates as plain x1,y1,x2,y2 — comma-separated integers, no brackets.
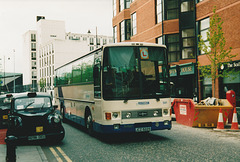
13,49,15,93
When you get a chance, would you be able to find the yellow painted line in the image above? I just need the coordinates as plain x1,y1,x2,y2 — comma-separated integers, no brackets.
56,147,72,162
49,147,63,162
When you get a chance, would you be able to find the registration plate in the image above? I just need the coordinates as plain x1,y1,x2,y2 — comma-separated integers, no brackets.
135,127,151,132
28,135,46,141
2,115,8,120
36,126,43,133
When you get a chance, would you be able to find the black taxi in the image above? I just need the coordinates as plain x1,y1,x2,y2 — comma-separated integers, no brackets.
7,92,65,143
0,94,12,128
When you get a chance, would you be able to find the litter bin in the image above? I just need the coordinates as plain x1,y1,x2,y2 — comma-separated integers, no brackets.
172,99,233,127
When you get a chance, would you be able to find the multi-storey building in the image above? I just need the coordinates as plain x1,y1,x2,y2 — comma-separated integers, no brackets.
112,0,240,106
23,30,37,90
23,16,113,91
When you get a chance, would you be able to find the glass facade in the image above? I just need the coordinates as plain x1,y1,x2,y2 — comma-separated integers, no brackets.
182,28,195,59
165,0,179,20
167,34,180,62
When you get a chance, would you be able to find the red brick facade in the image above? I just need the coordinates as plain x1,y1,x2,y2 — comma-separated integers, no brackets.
112,0,240,102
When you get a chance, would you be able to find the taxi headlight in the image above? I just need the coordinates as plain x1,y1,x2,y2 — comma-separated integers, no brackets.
163,109,169,115
48,114,61,124
14,117,22,127
53,115,61,123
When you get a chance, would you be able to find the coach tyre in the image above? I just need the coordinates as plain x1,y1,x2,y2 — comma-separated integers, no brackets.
86,112,93,135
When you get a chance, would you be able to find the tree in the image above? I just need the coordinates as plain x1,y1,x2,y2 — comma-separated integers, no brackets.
39,78,46,92
198,6,237,98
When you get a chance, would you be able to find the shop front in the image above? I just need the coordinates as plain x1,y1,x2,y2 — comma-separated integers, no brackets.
170,62,196,99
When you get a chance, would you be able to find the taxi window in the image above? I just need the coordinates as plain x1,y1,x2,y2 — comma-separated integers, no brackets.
15,97,51,110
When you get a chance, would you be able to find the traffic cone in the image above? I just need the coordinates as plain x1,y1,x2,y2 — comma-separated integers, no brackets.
216,108,224,129
231,108,239,130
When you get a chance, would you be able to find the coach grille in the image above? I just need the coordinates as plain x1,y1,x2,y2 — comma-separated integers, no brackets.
122,109,162,119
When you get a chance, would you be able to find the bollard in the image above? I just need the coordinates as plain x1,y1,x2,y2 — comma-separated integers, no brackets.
5,135,17,162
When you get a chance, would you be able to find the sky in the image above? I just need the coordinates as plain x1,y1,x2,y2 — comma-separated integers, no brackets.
0,0,113,73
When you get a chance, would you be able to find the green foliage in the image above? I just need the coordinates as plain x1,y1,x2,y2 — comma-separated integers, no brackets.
39,78,46,92
198,6,237,97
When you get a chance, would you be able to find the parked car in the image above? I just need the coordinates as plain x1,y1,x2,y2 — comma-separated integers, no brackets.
0,94,12,128
7,92,65,143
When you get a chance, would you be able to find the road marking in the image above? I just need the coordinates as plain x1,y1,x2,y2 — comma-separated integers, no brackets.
56,147,72,162
49,147,63,162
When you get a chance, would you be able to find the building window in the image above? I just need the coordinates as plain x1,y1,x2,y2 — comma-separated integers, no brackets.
156,0,162,23
199,17,210,54
90,46,94,51
120,21,125,42
131,12,137,36
90,37,94,45
181,1,194,12
166,0,179,20
113,0,117,16
113,26,117,43
120,20,131,42
156,36,163,45
31,43,36,51
96,38,100,45
120,0,124,12
52,55,54,64
31,52,36,60
32,61,36,67
31,34,36,42
32,71,37,79
103,39,107,45
182,28,195,59
119,0,130,12
167,34,180,62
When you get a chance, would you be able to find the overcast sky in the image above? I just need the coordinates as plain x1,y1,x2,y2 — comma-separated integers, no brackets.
0,0,113,73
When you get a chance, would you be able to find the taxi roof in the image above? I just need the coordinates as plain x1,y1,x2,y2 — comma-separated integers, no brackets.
12,92,51,99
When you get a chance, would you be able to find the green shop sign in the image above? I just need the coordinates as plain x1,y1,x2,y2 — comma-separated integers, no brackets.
180,63,195,75
170,63,195,77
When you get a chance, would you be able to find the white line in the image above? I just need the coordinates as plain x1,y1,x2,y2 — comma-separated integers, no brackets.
49,147,63,162
56,147,72,162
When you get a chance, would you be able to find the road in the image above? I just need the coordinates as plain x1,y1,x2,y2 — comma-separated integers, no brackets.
41,121,240,162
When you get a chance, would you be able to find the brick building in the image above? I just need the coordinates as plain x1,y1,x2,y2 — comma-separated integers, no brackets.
112,0,240,106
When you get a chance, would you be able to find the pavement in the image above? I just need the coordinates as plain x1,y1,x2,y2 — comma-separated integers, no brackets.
0,129,48,162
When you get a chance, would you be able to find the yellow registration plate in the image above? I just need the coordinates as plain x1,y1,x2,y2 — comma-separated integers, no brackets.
36,126,43,133
2,115,8,120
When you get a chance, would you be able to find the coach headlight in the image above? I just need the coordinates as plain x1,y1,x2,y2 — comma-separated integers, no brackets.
112,112,119,119
126,112,131,118
163,109,169,115
153,110,159,117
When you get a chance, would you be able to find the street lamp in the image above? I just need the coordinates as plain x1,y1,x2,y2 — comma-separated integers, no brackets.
12,49,15,93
